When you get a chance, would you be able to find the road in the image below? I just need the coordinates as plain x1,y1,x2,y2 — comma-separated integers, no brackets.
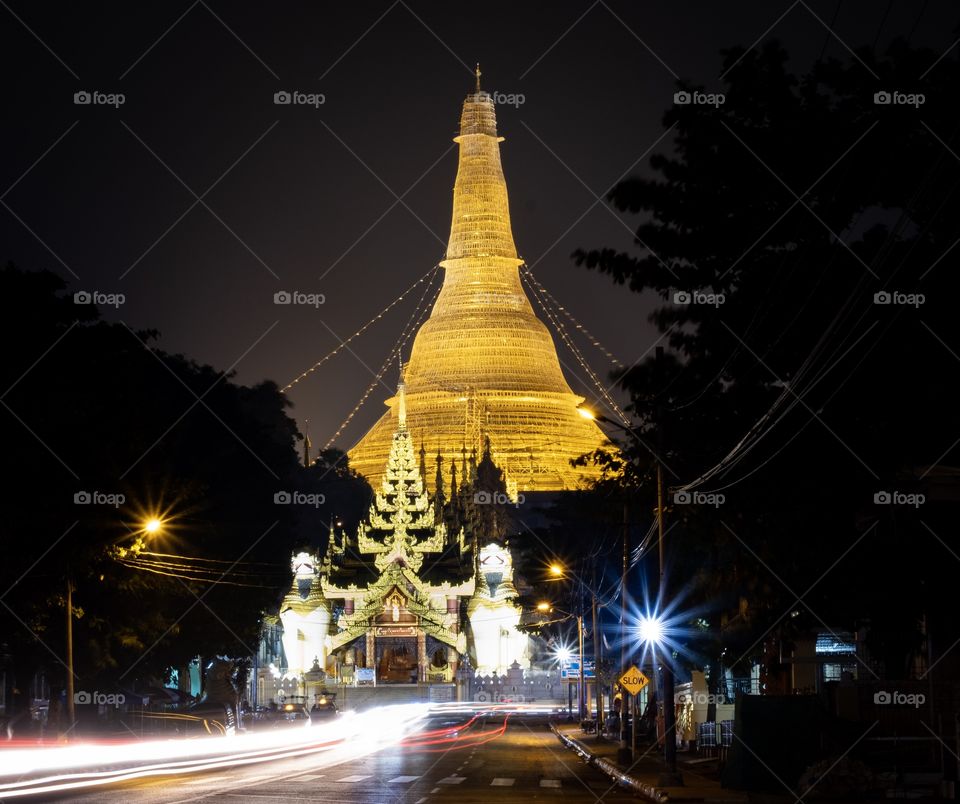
27,714,636,803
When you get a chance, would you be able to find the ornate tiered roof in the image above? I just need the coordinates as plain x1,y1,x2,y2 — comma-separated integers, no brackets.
354,375,446,573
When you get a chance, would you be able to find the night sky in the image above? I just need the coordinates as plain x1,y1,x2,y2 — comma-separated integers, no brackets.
2,1,955,451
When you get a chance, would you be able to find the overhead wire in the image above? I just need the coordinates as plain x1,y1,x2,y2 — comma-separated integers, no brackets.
322,265,442,449
281,264,440,392
520,266,630,426
522,267,624,368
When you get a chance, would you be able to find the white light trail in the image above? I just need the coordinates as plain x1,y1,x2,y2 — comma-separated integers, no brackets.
0,704,428,799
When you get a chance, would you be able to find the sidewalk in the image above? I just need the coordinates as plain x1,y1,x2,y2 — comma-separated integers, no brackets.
553,722,748,803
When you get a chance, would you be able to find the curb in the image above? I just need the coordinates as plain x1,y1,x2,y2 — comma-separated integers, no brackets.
551,723,669,803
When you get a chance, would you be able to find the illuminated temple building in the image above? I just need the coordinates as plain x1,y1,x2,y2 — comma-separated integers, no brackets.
255,379,536,699
348,70,610,492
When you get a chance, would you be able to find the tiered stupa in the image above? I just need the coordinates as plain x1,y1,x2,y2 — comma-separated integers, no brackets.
349,68,610,491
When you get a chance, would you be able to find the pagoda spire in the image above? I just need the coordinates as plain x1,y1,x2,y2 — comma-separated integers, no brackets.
348,75,611,493
434,450,445,497
355,390,445,573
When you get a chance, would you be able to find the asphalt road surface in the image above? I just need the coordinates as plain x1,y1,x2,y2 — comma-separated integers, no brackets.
30,714,636,803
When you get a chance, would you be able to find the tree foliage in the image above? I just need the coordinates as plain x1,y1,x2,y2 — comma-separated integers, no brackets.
574,39,959,680
0,264,367,697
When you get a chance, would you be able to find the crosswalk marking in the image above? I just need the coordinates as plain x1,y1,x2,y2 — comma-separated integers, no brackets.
297,775,325,781
334,775,371,782
540,779,562,788
388,775,421,783
491,777,515,786
438,775,467,784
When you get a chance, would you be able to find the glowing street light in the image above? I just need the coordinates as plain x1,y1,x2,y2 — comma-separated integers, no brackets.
143,517,164,535
577,406,595,420
554,645,573,665
536,601,552,612
548,563,564,578
638,614,665,646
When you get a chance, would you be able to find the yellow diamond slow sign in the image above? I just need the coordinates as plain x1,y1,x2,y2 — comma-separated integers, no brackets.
619,665,650,695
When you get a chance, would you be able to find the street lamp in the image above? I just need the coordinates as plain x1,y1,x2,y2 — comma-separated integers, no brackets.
544,559,605,734
581,401,682,782
554,645,573,665
638,614,665,647
536,602,585,722
66,513,169,734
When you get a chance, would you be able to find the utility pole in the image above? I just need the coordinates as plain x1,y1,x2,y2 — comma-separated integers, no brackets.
655,345,682,785
618,501,631,763
592,564,603,736
578,614,585,721
65,578,76,731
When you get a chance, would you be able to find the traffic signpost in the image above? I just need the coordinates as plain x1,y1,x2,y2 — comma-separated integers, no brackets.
561,659,596,680
617,666,650,759
619,665,649,695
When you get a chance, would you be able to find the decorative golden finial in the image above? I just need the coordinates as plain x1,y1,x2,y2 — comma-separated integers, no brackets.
475,63,481,93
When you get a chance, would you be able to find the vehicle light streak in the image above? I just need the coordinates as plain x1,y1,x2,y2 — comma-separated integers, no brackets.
0,704,428,799
408,715,511,753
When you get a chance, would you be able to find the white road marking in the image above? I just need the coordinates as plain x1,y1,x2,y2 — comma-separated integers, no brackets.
334,774,371,782
431,786,441,793
540,778,562,788
388,775,421,783
491,777,515,786
415,798,429,804
183,776,231,785
438,776,466,784
297,775,326,781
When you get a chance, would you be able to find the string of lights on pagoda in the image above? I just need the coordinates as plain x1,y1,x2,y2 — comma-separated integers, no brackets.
520,268,630,426
521,265,624,368
282,79,630,485
322,270,442,450
281,264,440,392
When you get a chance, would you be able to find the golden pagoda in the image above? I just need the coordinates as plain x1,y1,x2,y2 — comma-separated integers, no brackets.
349,68,610,492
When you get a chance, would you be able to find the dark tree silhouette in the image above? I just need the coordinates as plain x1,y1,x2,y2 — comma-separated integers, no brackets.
0,264,366,705
575,38,960,681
